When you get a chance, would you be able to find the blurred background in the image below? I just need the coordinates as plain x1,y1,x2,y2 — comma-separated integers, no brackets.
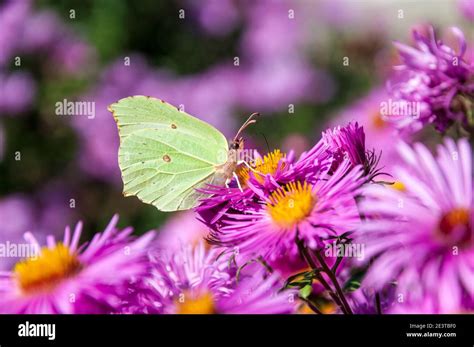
0,0,472,266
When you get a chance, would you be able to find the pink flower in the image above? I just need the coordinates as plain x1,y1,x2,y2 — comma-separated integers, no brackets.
357,138,474,312
387,27,474,133
134,242,295,314
0,215,154,313
208,159,364,262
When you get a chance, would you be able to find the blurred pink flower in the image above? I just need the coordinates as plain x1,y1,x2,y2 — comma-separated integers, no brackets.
187,0,239,36
388,26,474,133
0,0,92,74
155,211,208,249
0,72,36,115
0,0,30,67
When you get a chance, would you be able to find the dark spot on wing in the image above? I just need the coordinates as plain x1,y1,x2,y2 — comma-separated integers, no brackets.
163,154,171,162
171,123,177,129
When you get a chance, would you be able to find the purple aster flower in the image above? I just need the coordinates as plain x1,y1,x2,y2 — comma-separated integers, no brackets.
322,122,381,180
0,214,154,313
387,26,474,133
357,138,474,313
136,242,295,314
197,141,332,228
207,159,364,262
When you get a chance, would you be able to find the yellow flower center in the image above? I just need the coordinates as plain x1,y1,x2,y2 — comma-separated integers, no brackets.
391,181,406,191
371,110,386,130
236,149,286,186
267,181,315,228
298,303,316,314
437,208,472,247
298,301,337,314
176,291,216,314
14,244,82,294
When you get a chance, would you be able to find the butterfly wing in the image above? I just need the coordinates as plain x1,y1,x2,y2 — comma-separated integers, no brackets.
109,96,229,211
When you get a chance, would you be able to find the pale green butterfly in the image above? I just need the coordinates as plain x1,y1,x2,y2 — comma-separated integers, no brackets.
108,96,258,211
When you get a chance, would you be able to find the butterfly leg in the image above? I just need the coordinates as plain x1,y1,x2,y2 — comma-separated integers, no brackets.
237,160,259,173
233,172,244,192
237,160,263,182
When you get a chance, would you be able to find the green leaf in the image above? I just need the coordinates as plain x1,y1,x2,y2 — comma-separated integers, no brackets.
343,268,366,292
345,280,361,292
299,285,313,299
284,268,322,289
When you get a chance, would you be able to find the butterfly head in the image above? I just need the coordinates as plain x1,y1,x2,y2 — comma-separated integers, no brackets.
229,112,259,151
227,137,244,165
226,112,259,166
229,137,244,151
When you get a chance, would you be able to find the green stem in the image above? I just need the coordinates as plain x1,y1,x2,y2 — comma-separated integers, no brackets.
295,236,348,314
300,298,323,314
375,292,382,315
313,248,353,315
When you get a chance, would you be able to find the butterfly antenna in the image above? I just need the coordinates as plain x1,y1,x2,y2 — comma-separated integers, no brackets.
234,112,260,142
260,132,271,153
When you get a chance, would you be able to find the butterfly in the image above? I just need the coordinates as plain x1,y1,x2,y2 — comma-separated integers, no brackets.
108,96,258,211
